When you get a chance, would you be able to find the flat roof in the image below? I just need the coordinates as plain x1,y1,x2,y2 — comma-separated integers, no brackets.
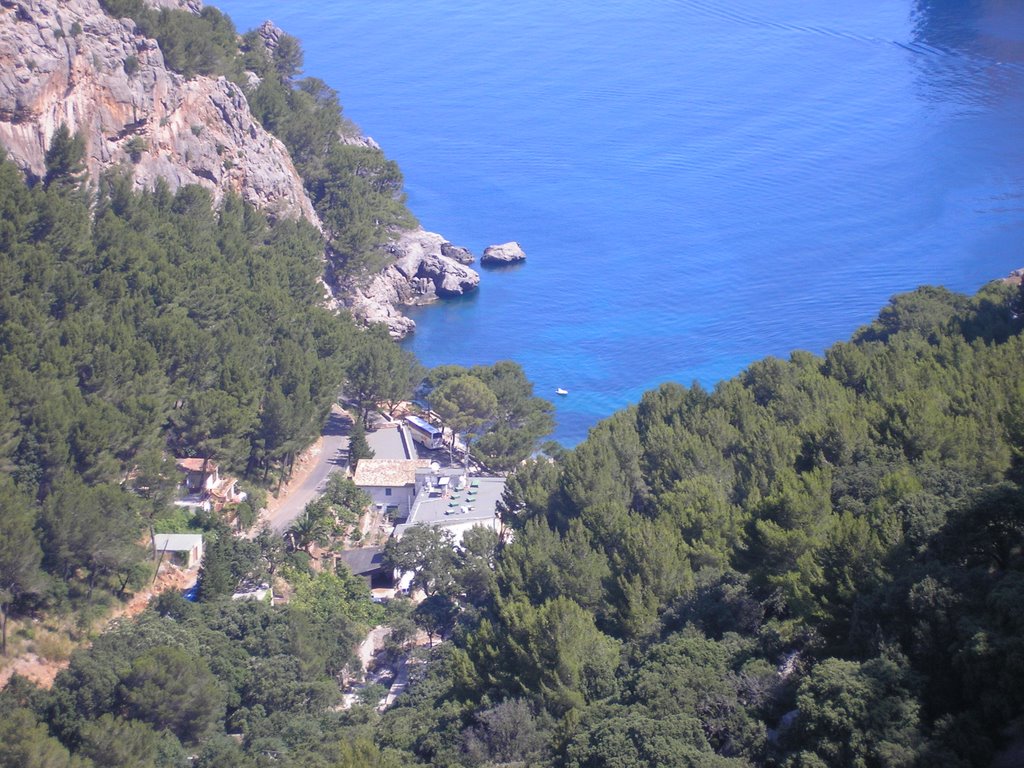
353,459,431,487
366,425,413,460
395,476,506,537
153,533,203,551
338,547,387,576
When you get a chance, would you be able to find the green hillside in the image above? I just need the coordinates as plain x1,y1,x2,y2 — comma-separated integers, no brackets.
378,281,1024,767
1,2,1022,765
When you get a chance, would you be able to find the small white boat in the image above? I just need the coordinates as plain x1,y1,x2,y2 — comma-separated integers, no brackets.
555,388,569,396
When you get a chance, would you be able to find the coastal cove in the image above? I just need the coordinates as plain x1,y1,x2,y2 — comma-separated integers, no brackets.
2,1,1024,763
214,0,1024,445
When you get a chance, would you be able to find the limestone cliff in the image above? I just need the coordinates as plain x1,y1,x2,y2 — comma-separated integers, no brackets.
0,0,318,222
0,0,480,336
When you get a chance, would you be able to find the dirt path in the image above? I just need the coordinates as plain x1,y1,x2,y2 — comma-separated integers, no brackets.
0,652,65,690
0,565,197,690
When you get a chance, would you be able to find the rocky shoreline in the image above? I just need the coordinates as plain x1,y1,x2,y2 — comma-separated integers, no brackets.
333,229,481,339
0,0,523,339
341,235,531,339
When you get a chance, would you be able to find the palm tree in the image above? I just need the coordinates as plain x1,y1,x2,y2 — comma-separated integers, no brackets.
286,508,330,555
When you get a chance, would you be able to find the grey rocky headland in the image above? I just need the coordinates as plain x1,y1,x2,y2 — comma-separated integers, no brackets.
481,241,527,265
340,230,480,339
0,0,485,341
0,0,318,223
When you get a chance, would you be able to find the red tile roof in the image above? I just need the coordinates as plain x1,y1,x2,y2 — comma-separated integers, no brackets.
175,457,218,473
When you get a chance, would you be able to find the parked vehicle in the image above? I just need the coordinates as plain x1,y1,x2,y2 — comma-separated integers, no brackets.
405,414,444,450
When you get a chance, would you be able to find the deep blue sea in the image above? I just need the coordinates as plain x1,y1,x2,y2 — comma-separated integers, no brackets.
213,0,1024,446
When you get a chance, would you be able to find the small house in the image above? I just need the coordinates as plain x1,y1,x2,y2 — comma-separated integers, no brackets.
174,457,246,511
175,457,219,493
353,459,431,521
153,533,204,569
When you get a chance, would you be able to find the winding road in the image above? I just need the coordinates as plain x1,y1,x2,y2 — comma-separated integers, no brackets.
262,405,351,534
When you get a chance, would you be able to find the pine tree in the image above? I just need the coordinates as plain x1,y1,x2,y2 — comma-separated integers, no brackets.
195,534,231,601
43,123,87,190
0,478,44,655
347,416,374,469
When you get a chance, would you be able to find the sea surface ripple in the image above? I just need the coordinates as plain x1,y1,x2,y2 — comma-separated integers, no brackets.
213,0,1024,445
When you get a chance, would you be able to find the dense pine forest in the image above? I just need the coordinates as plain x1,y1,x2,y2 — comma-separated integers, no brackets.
0,129,367,618
382,281,1024,768
2,2,1023,766
4,161,1022,764
0,0,427,675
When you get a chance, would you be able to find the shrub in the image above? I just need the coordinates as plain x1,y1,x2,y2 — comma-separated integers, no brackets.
34,629,74,662
233,501,256,530
124,135,148,162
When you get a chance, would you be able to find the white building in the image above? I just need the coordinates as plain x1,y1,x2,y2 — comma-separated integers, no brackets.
353,458,432,520
152,533,204,569
393,468,506,545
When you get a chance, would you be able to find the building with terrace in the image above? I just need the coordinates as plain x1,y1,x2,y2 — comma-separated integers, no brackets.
393,467,505,545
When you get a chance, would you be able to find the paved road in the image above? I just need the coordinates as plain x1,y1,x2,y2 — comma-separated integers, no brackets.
263,406,351,534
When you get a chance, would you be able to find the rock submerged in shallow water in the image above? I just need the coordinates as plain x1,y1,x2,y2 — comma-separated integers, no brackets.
481,241,527,265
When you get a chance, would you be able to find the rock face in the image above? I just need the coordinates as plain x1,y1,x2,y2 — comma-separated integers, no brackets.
441,241,475,265
0,0,319,224
145,0,202,11
343,230,480,339
0,0,482,335
481,241,526,265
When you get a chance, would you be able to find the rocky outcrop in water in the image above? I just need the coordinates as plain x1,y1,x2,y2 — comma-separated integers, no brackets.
481,241,526,265
0,0,318,224
342,230,480,338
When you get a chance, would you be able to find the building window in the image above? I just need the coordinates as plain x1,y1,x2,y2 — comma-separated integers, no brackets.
385,487,392,496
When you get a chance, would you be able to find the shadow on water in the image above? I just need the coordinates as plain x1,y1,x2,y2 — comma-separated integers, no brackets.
479,260,528,274
912,0,984,51
912,0,1024,62
402,287,483,337
437,287,483,306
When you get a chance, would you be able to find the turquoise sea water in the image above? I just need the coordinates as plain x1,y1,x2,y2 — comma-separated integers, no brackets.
213,0,1024,445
